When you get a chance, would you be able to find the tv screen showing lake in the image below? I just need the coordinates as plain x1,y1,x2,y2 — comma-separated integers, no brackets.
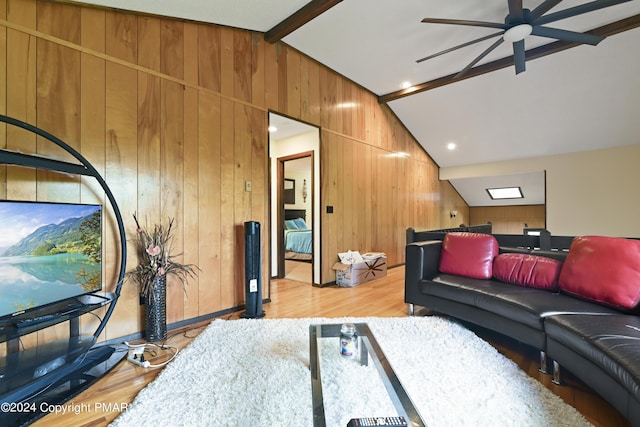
0,201,102,318
0,253,101,317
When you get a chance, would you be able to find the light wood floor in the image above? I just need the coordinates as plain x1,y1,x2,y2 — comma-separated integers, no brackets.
32,267,628,427
284,259,312,283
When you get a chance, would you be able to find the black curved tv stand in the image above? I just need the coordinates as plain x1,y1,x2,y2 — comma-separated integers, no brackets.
0,293,123,426
0,115,128,426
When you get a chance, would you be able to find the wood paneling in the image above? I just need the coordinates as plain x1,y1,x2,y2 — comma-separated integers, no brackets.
197,91,222,314
1,0,467,339
182,85,199,320
105,10,136,64
197,25,221,92
220,27,234,99
161,79,185,324
105,59,139,337
6,0,36,202
0,0,5,196
137,17,160,71
470,205,546,234
78,6,106,339
160,19,183,80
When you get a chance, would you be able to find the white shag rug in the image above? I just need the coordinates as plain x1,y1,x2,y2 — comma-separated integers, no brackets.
110,317,593,427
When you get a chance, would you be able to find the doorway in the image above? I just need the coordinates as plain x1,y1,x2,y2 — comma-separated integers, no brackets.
268,113,320,285
281,154,313,282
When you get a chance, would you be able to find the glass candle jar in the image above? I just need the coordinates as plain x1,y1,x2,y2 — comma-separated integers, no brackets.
340,323,358,358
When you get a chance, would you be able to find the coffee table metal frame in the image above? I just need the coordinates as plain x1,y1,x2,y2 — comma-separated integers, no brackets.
309,323,425,427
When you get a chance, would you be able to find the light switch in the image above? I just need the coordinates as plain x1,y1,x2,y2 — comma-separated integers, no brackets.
245,180,252,192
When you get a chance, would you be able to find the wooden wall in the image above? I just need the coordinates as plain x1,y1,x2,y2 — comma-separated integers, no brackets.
0,0,466,340
470,205,546,234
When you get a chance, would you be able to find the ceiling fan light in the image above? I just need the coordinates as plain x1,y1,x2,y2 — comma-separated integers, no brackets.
503,24,533,43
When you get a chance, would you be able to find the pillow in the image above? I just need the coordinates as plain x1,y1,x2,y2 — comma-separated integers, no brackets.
558,236,640,311
284,219,298,230
438,232,499,279
493,253,562,291
292,217,308,230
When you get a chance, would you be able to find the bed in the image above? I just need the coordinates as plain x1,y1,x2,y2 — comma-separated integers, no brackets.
284,209,312,261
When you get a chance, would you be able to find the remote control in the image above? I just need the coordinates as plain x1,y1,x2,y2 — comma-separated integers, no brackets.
14,314,58,327
347,416,408,427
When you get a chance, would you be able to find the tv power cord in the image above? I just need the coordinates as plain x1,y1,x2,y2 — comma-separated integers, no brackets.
124,341,179,369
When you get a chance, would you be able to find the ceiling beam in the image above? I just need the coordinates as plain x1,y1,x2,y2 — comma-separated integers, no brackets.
379,14,640,104
265,0,343,43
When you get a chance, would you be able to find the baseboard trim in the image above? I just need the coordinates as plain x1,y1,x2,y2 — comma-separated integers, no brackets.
101,300,272,346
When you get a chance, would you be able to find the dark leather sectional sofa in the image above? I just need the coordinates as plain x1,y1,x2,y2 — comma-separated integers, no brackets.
405,230,640,426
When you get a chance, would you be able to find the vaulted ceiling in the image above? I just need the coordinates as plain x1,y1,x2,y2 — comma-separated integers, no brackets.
74,0,640,206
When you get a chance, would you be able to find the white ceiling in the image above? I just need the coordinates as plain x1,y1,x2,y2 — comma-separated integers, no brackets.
269,113,317,141
74,0,640,207
450,171,546,206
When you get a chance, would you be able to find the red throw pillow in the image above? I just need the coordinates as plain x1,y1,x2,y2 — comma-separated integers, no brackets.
558,236,640,311
439,232,499,279
493,253,562,291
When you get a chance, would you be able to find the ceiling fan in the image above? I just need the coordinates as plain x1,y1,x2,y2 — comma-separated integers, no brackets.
417,0,631,77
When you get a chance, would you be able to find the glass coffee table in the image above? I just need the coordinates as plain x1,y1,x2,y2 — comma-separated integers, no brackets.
309,323,426,427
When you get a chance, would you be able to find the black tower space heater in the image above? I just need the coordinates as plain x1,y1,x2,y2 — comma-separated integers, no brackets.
241,221,265,319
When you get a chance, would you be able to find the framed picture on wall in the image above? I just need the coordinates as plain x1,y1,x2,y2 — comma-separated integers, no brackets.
284,179,295,204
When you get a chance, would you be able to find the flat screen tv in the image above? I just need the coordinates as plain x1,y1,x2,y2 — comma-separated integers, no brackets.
0,200,102,321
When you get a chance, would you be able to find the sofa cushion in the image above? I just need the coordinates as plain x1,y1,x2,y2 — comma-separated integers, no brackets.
428,274,616,330
558,236,640,311
439,232,499,279
545,313,640,401
493,253,562,291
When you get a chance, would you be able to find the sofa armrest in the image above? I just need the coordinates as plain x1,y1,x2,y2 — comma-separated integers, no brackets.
405,241,442,304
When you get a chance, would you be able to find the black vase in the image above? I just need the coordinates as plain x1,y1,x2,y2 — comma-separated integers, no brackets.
145,275,167,342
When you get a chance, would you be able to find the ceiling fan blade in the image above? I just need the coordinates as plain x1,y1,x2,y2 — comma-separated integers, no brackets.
531,26,605,45
508,0,524,19
416,31,504,63
535,0,631,26
530,0,564,20
455,38,505,79
421,17,507,30
513,40,526,74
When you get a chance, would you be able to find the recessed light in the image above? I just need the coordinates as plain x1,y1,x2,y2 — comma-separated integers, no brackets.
268,126,277,132
401,81,411,89
447,142,456,150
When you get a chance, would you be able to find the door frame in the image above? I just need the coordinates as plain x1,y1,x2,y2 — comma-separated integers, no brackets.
277,151,315,279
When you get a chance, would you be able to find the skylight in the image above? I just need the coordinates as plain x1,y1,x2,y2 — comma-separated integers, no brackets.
486,187,523,200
